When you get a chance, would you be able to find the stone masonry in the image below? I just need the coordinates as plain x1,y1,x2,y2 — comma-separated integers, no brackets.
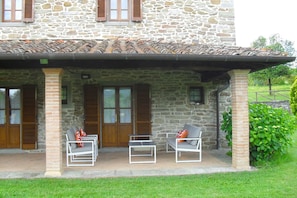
0,0,236,46
0,68,231,151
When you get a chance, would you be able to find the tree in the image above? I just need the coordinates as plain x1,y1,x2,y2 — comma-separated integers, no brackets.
249,34,295,91
252,34,295,57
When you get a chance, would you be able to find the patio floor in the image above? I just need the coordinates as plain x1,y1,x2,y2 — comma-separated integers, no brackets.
0,148,239,179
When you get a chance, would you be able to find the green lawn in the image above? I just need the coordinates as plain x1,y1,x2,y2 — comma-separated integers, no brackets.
1,133,296,197
248,85,291,102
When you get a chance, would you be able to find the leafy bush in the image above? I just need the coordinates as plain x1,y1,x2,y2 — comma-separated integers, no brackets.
290,77,297,116
221,109,232,147
221,103,296,165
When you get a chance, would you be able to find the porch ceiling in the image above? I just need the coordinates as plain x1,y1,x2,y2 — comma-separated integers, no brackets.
0,39,295,82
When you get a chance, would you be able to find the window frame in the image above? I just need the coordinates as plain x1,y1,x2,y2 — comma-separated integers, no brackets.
61,86,68,105
61,84,73,108
109,0,130,22
189,86,204,105
2,0,23,22
1,0,34,23
96,0,142,22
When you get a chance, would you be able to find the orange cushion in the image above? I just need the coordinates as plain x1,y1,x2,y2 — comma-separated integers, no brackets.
176,129,189,143
75,131,84,147
80,128,87,137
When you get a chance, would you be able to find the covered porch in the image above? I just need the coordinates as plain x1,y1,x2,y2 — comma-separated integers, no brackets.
0,39,295,177
0,149,235,178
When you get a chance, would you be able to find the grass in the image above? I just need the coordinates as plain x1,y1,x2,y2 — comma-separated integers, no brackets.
0,133,296,197
248,85,291,102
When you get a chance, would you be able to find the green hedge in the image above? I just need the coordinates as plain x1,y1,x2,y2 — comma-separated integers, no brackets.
290,77,297,116
221,103,296,165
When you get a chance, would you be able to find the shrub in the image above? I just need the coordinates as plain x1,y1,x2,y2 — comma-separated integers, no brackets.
290,77,297,116
221,103,296,165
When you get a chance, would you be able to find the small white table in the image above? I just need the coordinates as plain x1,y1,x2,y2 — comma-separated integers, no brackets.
128,135,156,164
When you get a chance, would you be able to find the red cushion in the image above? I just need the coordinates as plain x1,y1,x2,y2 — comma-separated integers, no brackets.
176,129,189,143
75,131,84,147
80,128,87,137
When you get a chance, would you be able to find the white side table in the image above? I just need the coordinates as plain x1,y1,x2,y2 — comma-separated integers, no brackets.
128,135,156,164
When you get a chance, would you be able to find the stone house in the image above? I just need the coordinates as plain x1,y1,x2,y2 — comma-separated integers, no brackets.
0,0,294,176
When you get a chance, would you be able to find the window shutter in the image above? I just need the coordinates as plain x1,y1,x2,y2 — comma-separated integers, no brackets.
135,84,151,135
22,85,37,149
132,0,142,22
96,0,106,22
23,0,34,23
84,85,100,138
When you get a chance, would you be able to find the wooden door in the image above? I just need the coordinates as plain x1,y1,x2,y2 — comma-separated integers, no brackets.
84,84,151,148
102,87,132,147
0,88,21,148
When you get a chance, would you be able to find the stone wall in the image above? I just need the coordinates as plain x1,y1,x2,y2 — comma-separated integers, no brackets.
0,0,236,45
0,68,232,150
253,101,291,113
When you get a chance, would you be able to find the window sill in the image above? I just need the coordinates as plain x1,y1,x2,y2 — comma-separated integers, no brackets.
104,21,133,26
0,22,26,27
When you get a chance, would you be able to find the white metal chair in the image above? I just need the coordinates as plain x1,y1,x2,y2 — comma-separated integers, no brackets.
70,127,99,158
65,130,97,167
166,124,202,163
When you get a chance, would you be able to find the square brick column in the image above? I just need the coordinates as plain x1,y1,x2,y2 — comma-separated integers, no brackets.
43,68,64,177
228,69,251,170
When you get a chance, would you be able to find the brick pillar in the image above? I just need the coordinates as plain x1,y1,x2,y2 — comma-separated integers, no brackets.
43,68,63,177
228,69,251,170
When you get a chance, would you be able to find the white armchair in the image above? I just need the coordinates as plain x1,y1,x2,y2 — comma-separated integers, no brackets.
65,129,97,167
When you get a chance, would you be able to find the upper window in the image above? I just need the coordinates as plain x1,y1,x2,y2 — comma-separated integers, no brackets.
61,86,68,105
110,0,129,21
189,87,204,105
1,0,34,23
3,0,23,22
97,0,142,22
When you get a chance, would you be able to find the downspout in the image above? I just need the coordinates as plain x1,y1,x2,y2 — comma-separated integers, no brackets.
216,78,230,149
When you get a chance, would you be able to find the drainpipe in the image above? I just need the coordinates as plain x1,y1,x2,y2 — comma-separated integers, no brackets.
216,78,230,149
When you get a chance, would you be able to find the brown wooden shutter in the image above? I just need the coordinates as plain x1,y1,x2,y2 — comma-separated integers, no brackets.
22,85,37,149
132,0,142,22
135,84,151,135
23,0,34,23
84,85,100,140
96,0,106,22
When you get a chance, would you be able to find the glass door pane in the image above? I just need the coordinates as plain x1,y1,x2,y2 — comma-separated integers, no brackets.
9,89,20,124
119,88,131,123
0,89,6,124
103,88,116,123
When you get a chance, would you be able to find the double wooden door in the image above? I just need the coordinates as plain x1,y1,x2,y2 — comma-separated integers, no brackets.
102,87,132,147
0,86,37,149
0,88,21,148
84,84,151,148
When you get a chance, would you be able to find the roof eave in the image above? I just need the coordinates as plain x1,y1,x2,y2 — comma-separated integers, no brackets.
0,53,295,63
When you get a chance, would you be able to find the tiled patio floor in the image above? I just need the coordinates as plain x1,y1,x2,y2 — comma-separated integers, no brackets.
0,148,238,179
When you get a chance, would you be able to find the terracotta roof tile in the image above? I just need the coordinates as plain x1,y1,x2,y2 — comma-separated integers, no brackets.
0,39,287,57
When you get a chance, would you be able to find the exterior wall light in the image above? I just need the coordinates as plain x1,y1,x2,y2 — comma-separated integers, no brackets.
81,74,91,79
